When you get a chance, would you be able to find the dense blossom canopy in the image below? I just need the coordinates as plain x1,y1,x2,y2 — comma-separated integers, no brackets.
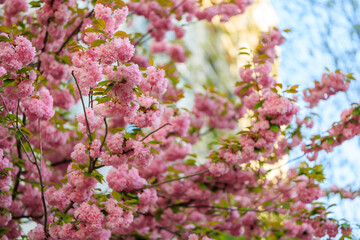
0,0,358,239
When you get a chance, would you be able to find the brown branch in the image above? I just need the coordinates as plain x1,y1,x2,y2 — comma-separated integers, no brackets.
37,0,55,73
156,226,181,237
133,28,153,47
51,159,72,167
71,71,93,143
64,201,74,214
100,118,108,151
1,97,49,237
12,102,23,200
141,123,171,142
185,205,268,213
56,9,94,55
133,170,209,192
12,214,43,220
133,0,186,47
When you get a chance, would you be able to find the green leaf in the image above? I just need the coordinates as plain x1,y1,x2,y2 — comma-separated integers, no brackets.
103,82,114,94
92,170,104,183
185,159,196,166
96,96,111,104
61,55,72,65
269,124,280,132
84,28,106,35
117,202,134,211
29,1,41,7
91,39,107,48
253,100,264,110
239,83,252,95
97,18,106,29
147,140,163,145
97,80,112,87
0,36,11,42
112,191,122,202
0,26,11,34
20,127,32,137
114,30,129,38
2,79,15,87
150,147,159,155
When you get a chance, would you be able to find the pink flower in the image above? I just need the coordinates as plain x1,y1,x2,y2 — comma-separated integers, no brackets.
77,108,104,135
71,143,88,164
22,88,55,121
106,164,147,192
141,66,168,97
98,38,135,64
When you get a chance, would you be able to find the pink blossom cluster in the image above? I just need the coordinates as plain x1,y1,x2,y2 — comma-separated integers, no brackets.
77,108,104,134
0,36,35,72
150,41,187,63
62,165,97,203
22,88,55,121
3,70,36,100
193,92,240,129
303,72,350,108
303,104,360,161
94,4,128,38
106,164,147,192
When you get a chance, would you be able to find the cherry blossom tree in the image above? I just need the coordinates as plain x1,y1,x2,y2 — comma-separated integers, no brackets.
0,0,358,239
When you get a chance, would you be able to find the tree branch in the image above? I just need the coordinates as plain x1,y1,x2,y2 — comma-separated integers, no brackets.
71,71,93,143
100,117,108,151
56,9,94,55
133,170,209,192
141,123,171,142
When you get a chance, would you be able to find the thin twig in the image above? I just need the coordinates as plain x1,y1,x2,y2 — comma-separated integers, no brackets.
64,201,74,214
12,214,43,220
156,226,181,237
71,71,93,143
37,0,55,72
133,170,209,192
133,0,186,47
141,123,171,142
13,101,23,200
56,10,94,54
51,159,72,167
39,119,43,169
185,205,272,213
99,118,108,151
133,29,153,47
1,96,49,237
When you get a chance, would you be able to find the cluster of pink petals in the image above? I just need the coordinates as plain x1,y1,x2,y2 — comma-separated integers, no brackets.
62,165,97,203
39,54,69,83
126,95,163,128
295,175,323,203
0,36,35,72
196,0,253,22
303,72,349,108
3,70,36,100
107,64,142,103
77,108,104,135
258,90,299,126
22,88,55,121
104,199,134,231
141,66,168,97
71,143,88,164
94,4,128,37
193,92,240,129
106,164,147,192
98,38,134,64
